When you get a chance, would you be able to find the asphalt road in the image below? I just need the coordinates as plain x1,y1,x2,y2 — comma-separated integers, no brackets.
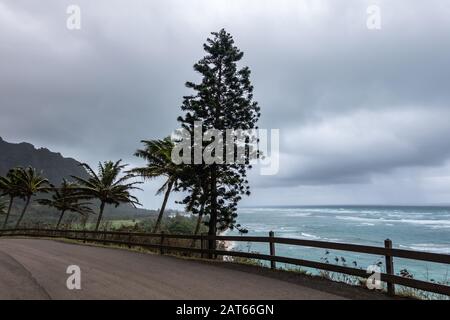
0,238,348,300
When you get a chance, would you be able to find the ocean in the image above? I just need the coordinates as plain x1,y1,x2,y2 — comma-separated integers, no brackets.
229,206,450,283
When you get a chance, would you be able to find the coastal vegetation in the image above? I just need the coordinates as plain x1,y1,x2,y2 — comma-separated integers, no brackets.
37,179,93,229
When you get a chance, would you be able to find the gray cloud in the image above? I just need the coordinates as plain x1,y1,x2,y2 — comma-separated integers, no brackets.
1,0,450,207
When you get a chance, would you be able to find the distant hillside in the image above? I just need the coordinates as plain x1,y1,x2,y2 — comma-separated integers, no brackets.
0,136,88,183
0,136,159,223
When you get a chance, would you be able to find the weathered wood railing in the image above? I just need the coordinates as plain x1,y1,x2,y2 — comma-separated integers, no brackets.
1,228,449,296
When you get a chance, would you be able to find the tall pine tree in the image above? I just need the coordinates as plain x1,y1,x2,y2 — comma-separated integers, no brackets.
177,29,260,252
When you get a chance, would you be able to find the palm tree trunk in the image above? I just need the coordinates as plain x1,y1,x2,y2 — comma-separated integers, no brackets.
208,166,218,258
95,202,106,232
56,209,66,230
15,196,31,229
2,196,14,229
194,212,203,236
152,180,173,233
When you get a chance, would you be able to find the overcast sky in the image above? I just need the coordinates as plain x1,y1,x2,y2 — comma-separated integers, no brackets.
1,0,450,209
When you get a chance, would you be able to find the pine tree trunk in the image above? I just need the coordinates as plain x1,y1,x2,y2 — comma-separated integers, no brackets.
208,57,223,258
2,196,14,229
95,202,106,232
153,180,173,233
208,166,218,258
15,196,31,229
191,201,205,247
56,210,66,230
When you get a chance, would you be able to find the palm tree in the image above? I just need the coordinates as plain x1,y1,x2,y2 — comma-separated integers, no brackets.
14,167,50,228
0,168,23,229
129,137,182,233
71,160,141,231
38,179,93,229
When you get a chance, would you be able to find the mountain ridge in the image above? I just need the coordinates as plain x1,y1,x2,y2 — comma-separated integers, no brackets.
0,136,159,222
0,136,88,183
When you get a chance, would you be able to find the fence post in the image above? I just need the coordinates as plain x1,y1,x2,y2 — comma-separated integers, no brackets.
384,239,395,296
269,231,276,270
160,231,165,255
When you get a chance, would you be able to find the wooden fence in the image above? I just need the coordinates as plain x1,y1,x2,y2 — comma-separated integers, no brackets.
1,228,449,296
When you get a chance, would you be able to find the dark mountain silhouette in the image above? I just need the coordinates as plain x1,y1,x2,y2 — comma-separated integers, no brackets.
0,137,160,224
0,136,88,183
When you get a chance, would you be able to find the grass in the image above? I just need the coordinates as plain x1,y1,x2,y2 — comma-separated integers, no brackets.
63,219,140,231
109,219,140,228
26,214,206,235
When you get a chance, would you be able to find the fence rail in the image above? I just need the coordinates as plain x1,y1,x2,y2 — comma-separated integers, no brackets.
1,228,449,297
